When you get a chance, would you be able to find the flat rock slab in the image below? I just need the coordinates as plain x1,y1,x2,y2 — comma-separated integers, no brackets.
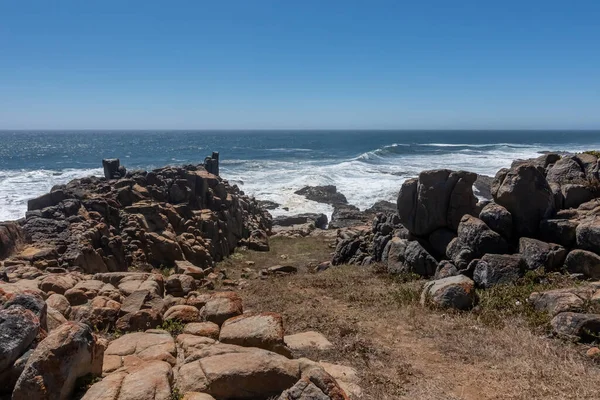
219,312,287,355
284,331,334,351
104,330,176,370
81,360,173,400
183,321,220,340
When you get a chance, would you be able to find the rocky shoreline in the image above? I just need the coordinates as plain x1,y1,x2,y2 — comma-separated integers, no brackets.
1,151,600,399
333,152,600,339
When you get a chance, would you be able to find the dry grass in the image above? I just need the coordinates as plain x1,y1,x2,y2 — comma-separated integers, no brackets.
217,236,600,400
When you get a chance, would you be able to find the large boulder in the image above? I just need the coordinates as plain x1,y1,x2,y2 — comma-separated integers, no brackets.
219,312,290,356
0,307,40,379
200,292,244,326
551,312,600,342
386,238,437,277
473,254,525,288
81,360,173,400
518,237,567,271
479,202,513,239
12,322,104,400
446,215,510,269
576,220,600,255
564,249,600,279
397,169,477,236
177,347,300,399
420,275,477,310
103,331,177,371
539,219,579,248
492,163,554,237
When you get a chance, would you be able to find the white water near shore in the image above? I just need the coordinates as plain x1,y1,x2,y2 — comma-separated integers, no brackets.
2,139,599,222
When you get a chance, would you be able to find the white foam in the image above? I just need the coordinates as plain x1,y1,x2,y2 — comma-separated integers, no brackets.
0,168,102,221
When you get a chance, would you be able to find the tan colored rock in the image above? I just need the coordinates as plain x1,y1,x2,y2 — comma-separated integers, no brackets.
178,347,300,398
105,330,176,366
176,334,216,356
164,305,200,323
175,260,205,279
182,393,216,400
201,291,243,326
12,322,104,400
318,362,361,399
285,331,334,351
39,274,79,294
115,309,163,332
219,312,290,356
183,322,220,340
165,274,197,297
82,360,173,400
46,306,68,331
46,293,72,317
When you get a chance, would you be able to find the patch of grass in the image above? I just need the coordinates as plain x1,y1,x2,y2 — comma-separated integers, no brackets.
160,319,185,336
170,387,184,400
391,282,423,306
474,269,579,332
583,150,600,158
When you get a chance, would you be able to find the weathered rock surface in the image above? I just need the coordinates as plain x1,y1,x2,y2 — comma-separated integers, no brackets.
519,237,567,271
421,275,477,310
219,312,290,356
294,185,348,205
473,254,525,288
397,169,478,236
12,322,104,400
201,291,243,325
285,331,334,352
551,312,600,342
492,163,554,237
564,249,600,279
5,164,271,275
446,215,510,269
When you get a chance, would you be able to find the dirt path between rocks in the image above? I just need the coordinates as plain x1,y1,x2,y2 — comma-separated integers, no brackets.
218,236,600,400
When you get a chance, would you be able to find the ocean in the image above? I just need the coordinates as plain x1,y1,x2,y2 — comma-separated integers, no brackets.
1,130,599,222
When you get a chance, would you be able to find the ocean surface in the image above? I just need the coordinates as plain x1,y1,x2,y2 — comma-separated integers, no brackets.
1,130,599,222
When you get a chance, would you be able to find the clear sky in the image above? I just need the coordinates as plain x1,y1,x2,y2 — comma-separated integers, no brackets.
0,1,598,130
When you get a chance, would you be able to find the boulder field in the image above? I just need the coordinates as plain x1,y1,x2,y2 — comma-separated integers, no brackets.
333,152,600,340
0,162,351,399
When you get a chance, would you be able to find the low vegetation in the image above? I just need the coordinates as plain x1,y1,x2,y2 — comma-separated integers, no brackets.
218,235,600,400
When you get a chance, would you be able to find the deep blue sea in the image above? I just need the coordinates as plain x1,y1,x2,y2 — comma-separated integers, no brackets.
1,130,599,221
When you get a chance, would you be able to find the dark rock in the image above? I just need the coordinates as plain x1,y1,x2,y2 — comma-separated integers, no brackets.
102,158,122,179
0,307,40,373
539,219,578,248
479,202,513,239
0,222,23,259
3,292,47,331
564,249,600,279
364,200,397,214
474,174,494,200
428,228,456,259
386,237,437,277
294,185,347,205
332,237,362,265
273,214,328,229
551,312,600,342
27,190,66,212
258,200,280,210
446,215,510,269
518,237,567,271
434,260,458,279
576,220,600,255
473,254,525,288
492,163,554,237
330,204,366,229
397,169,478,236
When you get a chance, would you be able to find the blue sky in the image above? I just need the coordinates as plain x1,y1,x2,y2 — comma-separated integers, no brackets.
0,1,598,129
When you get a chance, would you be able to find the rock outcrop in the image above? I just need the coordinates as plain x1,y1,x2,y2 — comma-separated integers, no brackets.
3,163,270,275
